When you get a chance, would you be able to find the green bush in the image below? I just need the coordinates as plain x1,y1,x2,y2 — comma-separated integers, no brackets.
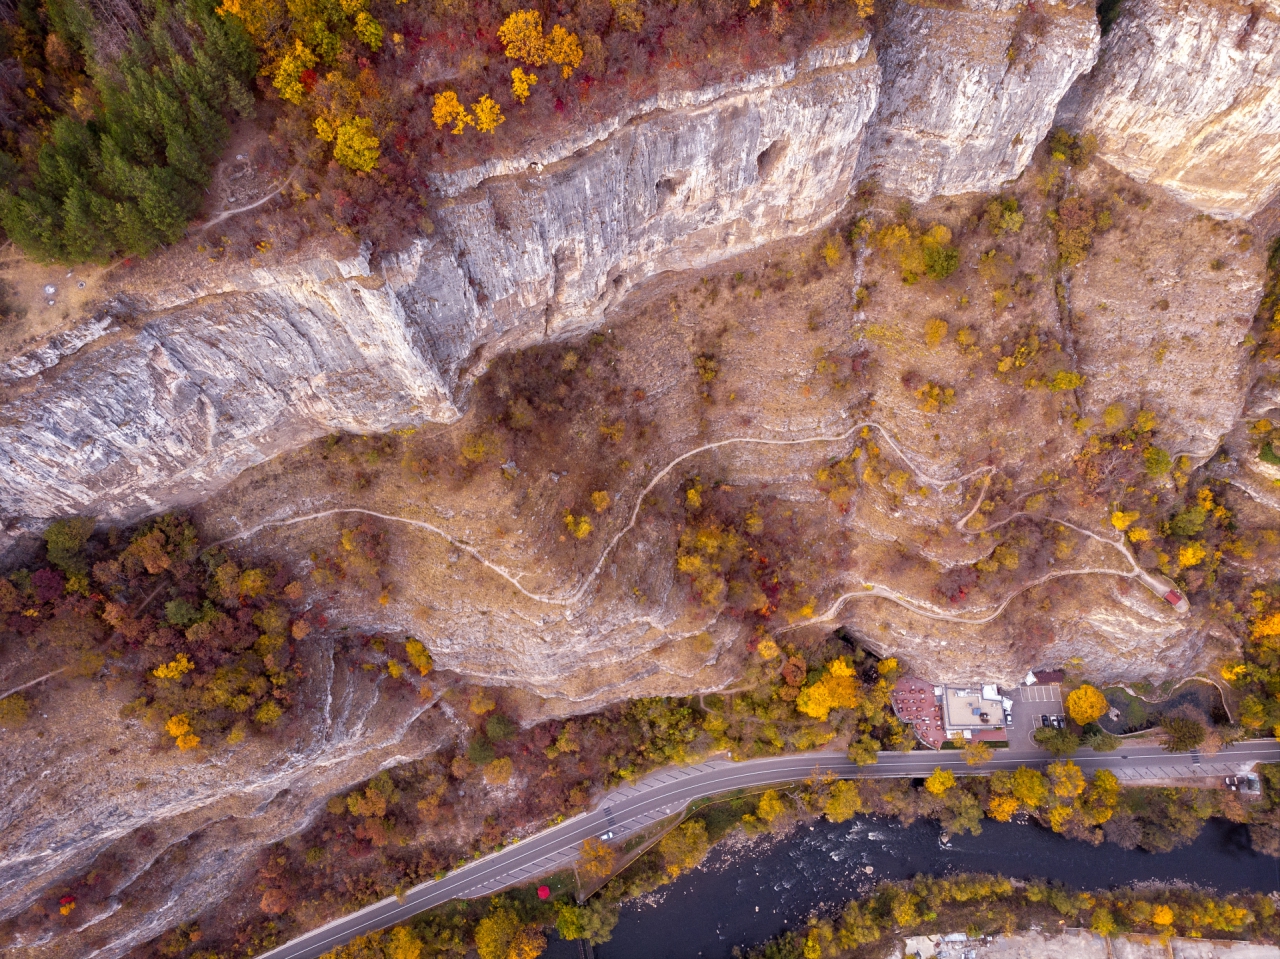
468,735,497,765
923,243,959,280
1160,716,1206,753
485,713,519,742
1033,725,1080,757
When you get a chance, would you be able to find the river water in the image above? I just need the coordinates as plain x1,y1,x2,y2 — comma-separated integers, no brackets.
545,816,1280,959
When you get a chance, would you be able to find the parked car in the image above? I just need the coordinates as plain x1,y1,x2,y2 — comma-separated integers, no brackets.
1225,776,1239,791
1041,714,1050,727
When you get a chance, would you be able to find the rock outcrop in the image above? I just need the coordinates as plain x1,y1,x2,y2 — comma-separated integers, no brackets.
0,35,879,529
1065,0,1280,218
858,0,1100,199
0,639,452,959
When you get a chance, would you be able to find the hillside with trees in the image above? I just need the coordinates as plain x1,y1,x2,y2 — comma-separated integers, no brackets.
0,0,872,263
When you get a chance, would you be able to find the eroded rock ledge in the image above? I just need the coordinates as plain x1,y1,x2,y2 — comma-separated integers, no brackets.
4,0,1278,535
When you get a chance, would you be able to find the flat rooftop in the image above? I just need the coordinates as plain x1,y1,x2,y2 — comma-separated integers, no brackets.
942,685,1003,732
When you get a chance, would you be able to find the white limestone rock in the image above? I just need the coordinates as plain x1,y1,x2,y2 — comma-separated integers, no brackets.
858,0,1100,198
1067,0,1280,217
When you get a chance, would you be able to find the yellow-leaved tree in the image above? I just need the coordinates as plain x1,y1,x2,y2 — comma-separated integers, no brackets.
546,25,583,78
822,780,865,823
511,67,538,104
433,91,474,134
795,658,861,722
577,836,615,881
658,819,709,877
1065,684,1109,726
473,95,505,134
405,638,433,675
497,10,548,65
332,116,380,171
499,10,584,81
474,908,546,959
924,767,955,796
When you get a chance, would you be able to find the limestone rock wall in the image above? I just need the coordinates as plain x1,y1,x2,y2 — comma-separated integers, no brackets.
1066,0,1280,217
858,0,1100,198
0,253,455,523
4,0,1280,534
0,35,880,531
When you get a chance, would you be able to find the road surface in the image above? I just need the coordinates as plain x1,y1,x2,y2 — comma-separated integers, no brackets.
253,739,1280,959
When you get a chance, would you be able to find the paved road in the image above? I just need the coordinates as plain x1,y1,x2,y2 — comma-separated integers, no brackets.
254,740,1280,959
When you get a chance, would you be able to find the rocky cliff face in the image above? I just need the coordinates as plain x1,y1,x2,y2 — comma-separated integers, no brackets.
0,639,455,959
4,0,1280,536
1064,0,1280,217
0,35,879,532
858,0,1100,198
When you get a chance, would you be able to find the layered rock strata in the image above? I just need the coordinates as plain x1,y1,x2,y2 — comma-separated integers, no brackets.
1066,0,1280,217
0,36,879,528
858,0,1100,199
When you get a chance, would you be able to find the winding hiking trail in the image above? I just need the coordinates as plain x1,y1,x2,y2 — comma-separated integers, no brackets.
213,420,1175,628
198,167,298,232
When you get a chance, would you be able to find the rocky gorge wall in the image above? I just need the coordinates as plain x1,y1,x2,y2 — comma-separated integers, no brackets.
1064,0,1280,218
2,0,1279,538
857,0,1100,198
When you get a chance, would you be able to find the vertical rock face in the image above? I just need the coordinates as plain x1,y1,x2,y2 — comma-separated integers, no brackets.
390,35,880,384
0,36,880,528
1067,0,1280,217
0,253,456,523
858,0,1100,198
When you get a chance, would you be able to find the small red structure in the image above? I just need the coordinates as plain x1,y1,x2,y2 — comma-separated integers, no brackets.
537,885,550,900
1164,589,1184,606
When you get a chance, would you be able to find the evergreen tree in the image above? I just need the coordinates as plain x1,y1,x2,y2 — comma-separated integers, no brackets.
0,0,257,263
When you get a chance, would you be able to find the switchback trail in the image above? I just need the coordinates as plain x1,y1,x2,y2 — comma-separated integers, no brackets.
212,420,1167,627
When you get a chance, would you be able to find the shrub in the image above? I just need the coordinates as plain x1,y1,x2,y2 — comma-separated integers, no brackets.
875,223,958,284
405,639,433,676
483,757,514,784
0,693,30,727
1144,447,1172,478
486,713,518,741
1160,716,1206,753
923,318,948,349
985,196,1024,235
1047,370,1085,392
1052,195,1097,267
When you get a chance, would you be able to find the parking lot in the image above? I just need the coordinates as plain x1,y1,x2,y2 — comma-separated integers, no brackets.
1006,684,1064,753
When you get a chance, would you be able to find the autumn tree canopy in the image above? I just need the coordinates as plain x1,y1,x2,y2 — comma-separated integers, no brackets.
1065,684,1109,726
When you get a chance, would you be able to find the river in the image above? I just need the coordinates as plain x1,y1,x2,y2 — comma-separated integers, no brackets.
545,815,1280,959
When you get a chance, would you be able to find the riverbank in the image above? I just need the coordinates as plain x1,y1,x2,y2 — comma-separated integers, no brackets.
551,814,1280,959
